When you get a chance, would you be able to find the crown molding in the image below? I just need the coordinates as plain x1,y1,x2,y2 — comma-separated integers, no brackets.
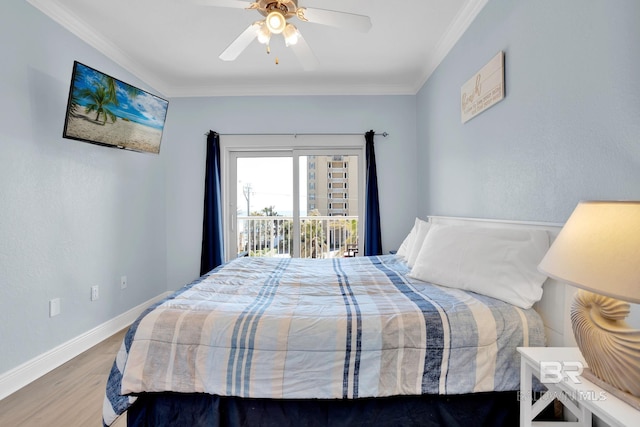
413,0,489,93
26,0,171,97
27,0,486,98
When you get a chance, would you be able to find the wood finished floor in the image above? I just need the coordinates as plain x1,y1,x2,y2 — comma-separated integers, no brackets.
0,329,128,427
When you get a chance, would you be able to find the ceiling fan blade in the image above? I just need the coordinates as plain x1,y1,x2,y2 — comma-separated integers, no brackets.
219,23,260,61
297,7,372,32
290,33,319,71
191,0,253,8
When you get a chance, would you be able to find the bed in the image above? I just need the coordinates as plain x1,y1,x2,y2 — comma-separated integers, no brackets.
103,217,559,427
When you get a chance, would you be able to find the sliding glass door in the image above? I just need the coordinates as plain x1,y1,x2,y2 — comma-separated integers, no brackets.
227,148,362,260
298,153,360,259
233,154,293,257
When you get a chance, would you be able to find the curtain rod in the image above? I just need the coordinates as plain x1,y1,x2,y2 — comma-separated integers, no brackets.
204,131,389,138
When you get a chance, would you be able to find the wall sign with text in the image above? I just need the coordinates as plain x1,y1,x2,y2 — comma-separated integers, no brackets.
461,51,505,123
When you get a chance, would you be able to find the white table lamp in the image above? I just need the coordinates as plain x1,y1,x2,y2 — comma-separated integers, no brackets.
538,201,640,404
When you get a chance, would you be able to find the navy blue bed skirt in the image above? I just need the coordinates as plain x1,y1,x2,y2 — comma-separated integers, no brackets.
127,391,519,427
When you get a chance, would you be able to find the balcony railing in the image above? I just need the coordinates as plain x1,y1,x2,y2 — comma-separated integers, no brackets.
237,216,359,259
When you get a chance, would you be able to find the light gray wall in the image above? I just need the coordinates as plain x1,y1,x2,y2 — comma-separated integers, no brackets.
0,1,167,373
163,95,417,290
417,0,640,223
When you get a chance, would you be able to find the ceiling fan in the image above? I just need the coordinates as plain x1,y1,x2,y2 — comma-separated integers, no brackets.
193,0,372,70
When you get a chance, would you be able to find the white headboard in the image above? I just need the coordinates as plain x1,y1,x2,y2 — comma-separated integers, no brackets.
427,215,577,347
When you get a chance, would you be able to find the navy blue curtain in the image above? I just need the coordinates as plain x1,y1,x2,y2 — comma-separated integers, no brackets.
364,130,382,256
200,131,225,275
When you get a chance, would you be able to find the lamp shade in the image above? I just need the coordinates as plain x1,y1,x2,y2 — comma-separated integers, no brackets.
538,201,640,304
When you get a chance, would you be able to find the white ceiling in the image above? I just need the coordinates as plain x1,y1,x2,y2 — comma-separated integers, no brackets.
27,0,487,97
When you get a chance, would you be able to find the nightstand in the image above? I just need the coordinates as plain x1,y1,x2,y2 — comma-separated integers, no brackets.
518,347,639,427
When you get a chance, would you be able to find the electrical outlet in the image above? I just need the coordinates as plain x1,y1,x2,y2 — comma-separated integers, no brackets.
49,298,61,317
91,285,99,301
120,275,127,289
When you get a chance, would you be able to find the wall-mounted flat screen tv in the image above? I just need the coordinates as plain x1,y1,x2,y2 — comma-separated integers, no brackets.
63,61,169,154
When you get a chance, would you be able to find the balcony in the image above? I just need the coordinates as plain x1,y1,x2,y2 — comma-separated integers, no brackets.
237,215,359,259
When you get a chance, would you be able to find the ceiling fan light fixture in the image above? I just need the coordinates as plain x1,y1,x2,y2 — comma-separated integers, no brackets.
211,0,370,70
266,10,286,34
256,22,271,44
283,23,299,46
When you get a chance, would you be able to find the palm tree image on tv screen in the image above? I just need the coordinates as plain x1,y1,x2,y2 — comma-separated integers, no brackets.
63,61,169,154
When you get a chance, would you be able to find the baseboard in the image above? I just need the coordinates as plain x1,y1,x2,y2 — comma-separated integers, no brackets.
0,291,171,401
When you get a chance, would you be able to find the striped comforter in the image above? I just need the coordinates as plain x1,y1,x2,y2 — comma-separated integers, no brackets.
103,255,545,426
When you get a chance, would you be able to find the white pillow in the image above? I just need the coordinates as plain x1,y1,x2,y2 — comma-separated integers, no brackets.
408,224,549,309
396,218,420,259
406,219,431,268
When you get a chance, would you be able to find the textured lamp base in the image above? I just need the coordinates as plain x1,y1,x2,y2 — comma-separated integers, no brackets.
571,290,640,399
582,368,640,411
